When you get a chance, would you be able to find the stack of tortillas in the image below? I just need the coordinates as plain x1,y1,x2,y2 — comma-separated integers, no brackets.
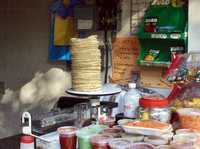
70,35,102,92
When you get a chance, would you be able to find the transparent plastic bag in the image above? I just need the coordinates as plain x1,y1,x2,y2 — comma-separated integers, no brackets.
169,82,200,108
163,53,200,83
163,54,188,83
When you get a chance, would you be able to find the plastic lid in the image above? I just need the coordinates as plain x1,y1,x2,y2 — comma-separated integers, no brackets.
57,126,77,136
108,138,132,149
175,129,194,135
131,143,155,149
128,83,136,89
156,145,171,149
144,136,168,146
76,125,107,139
170,140,195,149
20,135,34,144
173,133,198,142
90,134,113,146
177,108,200,116
102,127,122,134
139,97,169,108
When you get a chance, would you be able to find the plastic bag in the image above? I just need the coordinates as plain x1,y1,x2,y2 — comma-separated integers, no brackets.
163,54,187,83
163,53,200,83
169,82,200,108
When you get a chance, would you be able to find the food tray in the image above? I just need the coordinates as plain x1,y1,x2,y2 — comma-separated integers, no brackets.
121,122,172,136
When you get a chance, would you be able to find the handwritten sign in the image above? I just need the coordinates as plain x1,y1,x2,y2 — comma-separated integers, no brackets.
111,37,140,84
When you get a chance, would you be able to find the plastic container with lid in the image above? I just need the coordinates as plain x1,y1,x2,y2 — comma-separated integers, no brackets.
173,133,198,143
101,127,122,138
108,138,132,149
90,134,113,149
170,132,199,149
20,135,34,149
138,96,171,123
144,136,169,146
175,129,195,135
57,126,77,149
124,83,141,118
76,125,107,149
170,140,196,149
177,108,200,131
121,133,144,143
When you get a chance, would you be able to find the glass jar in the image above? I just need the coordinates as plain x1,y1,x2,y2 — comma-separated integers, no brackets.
138,97,171,123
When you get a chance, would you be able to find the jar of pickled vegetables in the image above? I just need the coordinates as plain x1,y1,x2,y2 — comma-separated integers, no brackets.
138,97,171,123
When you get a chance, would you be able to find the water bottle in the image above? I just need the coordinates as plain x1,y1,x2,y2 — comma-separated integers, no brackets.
124,83,141,118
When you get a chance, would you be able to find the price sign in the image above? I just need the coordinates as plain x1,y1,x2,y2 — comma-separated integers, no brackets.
111,37,140,84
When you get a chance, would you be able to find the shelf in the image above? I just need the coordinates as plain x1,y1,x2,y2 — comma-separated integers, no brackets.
139,60,170,67
138,32,187,40
138,4,187,40
136,4,187,68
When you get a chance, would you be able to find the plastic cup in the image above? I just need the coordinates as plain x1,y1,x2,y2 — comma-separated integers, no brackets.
57,126,77,149
78,136,92,149
90,134,113,149
108,138,132,149
76,125,107,149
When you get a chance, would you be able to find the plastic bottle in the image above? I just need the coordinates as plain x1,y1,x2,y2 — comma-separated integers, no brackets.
124,83,141,118
20,135,34,149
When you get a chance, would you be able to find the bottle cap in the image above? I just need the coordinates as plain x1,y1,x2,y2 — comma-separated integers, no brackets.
20,135,34,144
